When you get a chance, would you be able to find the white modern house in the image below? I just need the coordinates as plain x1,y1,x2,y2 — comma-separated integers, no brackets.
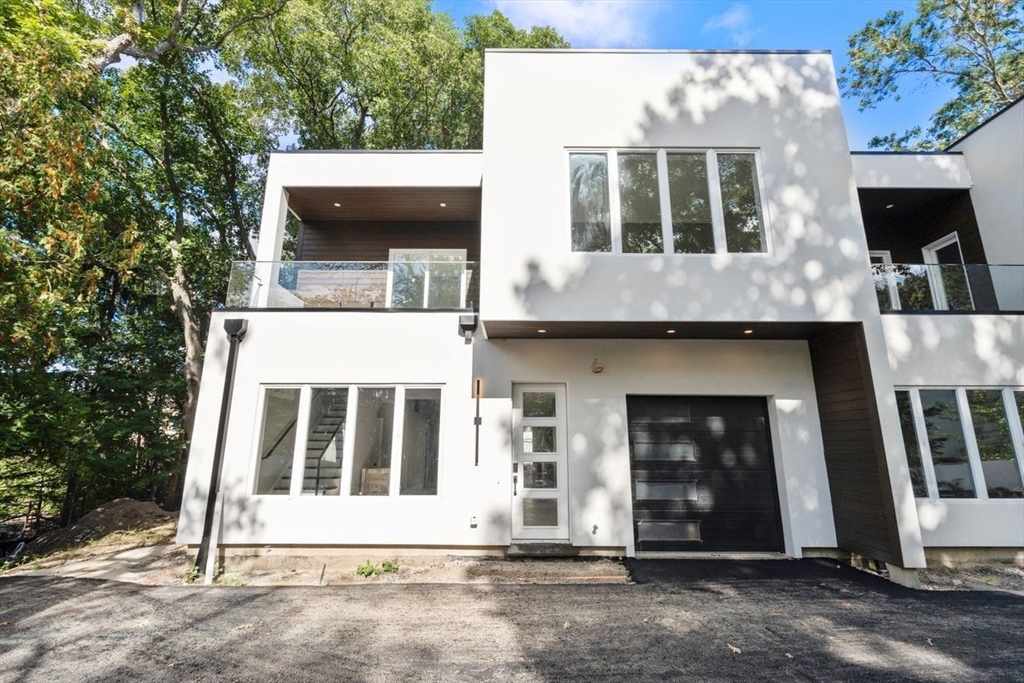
176,50,1024,582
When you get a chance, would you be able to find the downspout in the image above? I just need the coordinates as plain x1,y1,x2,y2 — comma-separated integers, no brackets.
194,318,248,579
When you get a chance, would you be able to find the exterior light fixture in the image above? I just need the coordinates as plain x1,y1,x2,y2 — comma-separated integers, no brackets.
537,329,547,334
743,329,754,334
885,204,894,209
666,329,676,334
439,202,447,208
473,378,483,466
333,202,341,207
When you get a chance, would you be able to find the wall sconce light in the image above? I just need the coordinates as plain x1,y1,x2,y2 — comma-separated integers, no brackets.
459,313,478,343
591,358,604,374
473,378,483,466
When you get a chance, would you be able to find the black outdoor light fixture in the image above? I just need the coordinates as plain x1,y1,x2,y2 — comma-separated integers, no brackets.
473,378,483,466
459,313,478,343
195,318,248,577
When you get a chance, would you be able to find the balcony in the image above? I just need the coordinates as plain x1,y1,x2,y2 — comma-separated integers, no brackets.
872,264,1023,313
226,260,479,310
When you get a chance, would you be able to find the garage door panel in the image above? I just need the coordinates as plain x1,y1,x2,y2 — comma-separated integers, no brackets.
628,395,784,552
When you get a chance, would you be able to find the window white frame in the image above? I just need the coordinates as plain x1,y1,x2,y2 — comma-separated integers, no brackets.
567,147,773,256
385,249,468,309
249,383,445,499
869,250,901,310
921,232,974,311
898,386,1024,501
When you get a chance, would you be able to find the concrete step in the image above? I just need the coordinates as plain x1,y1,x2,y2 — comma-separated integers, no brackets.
505,543,579,558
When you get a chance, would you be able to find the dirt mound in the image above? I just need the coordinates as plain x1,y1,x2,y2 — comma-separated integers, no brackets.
32,498,176,556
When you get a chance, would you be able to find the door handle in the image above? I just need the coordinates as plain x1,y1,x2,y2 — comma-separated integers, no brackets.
513,474,518,496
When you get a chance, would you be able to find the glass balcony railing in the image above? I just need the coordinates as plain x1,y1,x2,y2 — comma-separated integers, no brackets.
226,260,479,310
871,264,1023,313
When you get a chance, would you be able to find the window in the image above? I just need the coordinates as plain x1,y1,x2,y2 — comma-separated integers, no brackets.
254,388,301,495
569,149,769,255
896,387,1024,500
253,384,444,498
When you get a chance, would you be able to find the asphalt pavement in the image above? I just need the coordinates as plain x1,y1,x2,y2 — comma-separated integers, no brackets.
1,558,1021,682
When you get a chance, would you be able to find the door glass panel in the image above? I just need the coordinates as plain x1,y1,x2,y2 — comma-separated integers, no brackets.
427,253,464,309
522,498,558,526
667,153,714,253
350,388,395,495
569,153,611,252
895,391,928,497
303,388,348,496
390,255,426,308
523,392,556,418
524,462,557,489
966,390,1023,498
254,388,301,495
400,388,442,495
632,440,696,461
919,390,976,498
618,153,663,254
637,520,700,542
523,426,556,453
717,153,766,253
635,481,697,501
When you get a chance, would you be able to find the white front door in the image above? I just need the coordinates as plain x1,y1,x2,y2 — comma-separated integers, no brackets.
512,384,570,540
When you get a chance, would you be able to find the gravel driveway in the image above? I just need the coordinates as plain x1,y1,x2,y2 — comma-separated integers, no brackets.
1,559,1021,682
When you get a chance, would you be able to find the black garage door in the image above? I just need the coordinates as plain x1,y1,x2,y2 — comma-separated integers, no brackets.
627,395,784,552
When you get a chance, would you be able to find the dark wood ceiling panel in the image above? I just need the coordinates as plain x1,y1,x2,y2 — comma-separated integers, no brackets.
286,187,481,222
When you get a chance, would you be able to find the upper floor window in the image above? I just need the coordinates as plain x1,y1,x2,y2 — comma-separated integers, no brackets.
569,149,769,255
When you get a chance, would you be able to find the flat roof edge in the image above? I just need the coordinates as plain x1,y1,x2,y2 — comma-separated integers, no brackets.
270,149,481,155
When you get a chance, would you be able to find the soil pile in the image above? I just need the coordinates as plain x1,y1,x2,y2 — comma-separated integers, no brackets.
32,498,176,556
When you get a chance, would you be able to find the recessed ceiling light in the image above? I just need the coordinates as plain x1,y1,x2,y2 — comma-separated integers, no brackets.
666,329,676,334
333,202,341,207
885,204,894,209
537,329,547,334
439,202,447,208
743,329,754,334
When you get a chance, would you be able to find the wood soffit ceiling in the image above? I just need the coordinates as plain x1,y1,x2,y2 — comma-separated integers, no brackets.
287,187,481,222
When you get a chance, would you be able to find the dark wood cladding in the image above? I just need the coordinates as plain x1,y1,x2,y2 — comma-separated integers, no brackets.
296,221,481,263
808,323,903,566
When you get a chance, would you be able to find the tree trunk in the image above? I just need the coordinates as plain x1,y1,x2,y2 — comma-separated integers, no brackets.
168,243,204,444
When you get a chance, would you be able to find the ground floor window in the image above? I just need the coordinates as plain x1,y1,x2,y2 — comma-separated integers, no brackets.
895,387,1024,500
252,384,443,497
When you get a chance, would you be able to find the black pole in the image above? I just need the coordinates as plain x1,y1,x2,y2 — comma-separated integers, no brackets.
194,318,248,575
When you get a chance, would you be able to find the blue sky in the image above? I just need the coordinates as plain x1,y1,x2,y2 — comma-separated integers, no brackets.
433,0,954,149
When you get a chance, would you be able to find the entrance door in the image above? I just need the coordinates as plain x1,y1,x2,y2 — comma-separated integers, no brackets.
627,395,783,552
512,384,569,540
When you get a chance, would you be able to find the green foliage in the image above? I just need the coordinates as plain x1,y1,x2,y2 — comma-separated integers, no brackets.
840,0,1024,150
379,559,399,573
226,1,567,150
356,558,399,576
356,559,377,576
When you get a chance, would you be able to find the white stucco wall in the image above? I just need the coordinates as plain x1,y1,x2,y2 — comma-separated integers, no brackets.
850,153,972,189
479,51,880,327
881,313,1024,549
177,310,510,547
949,101,1024,310
882,314,1024,387
474,338,836,557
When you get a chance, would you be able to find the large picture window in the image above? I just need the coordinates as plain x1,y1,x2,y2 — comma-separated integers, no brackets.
252,384,444,498
569,148,769,255
895,387,1024,500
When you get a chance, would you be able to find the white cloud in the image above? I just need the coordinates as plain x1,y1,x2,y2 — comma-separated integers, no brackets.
701,3,760,47
493,0,661,48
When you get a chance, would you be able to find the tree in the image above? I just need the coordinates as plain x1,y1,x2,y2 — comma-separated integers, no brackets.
226,1,567,150
840,0,1024,150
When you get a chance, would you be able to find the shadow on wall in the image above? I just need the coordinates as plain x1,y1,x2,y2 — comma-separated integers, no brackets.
510,53,878,324
176,475,265,546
